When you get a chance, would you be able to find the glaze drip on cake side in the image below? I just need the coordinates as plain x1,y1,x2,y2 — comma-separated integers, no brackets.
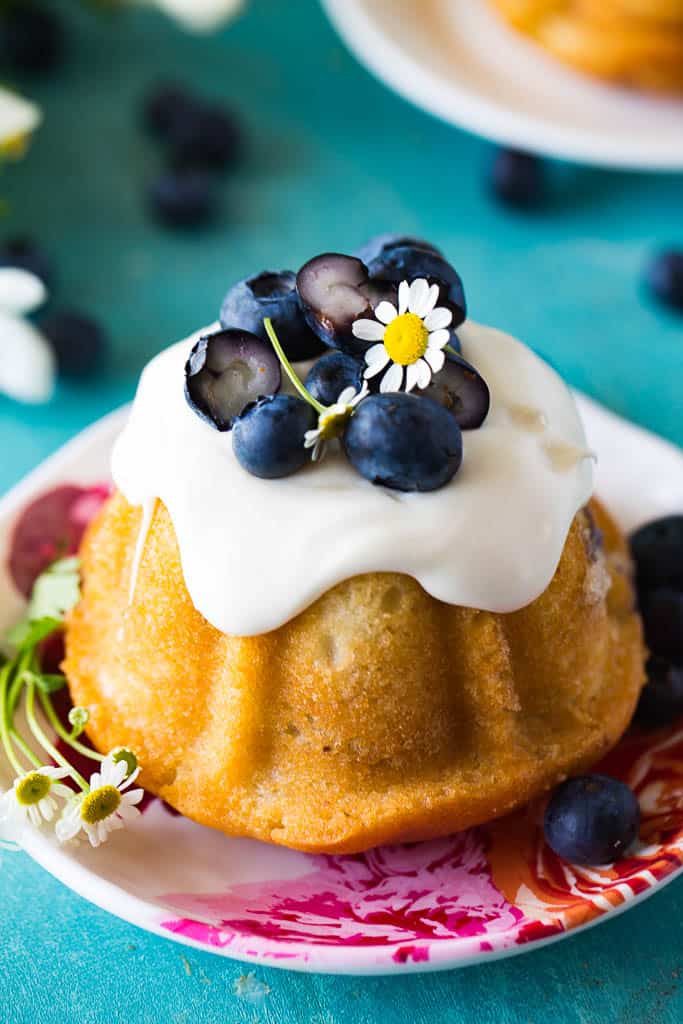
111,320,594,636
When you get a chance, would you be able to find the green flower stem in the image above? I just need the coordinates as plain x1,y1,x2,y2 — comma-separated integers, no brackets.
7,649,32,719
24,681,88,792
0,661,24,777
38,689,105,764
263,318,325,415
444,344,459,359
8,728,42,770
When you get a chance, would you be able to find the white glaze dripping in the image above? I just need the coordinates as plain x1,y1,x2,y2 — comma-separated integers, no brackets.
128,497,156,603
111,320,594,636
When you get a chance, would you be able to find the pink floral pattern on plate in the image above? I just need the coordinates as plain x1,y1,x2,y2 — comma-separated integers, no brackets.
160,723,683,967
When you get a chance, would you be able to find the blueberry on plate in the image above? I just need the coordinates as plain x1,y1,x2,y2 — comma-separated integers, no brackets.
490,148,545,209
167,103,241,172
640,588,683,664
544,775,640,866
185,328,281,432
343,393,462,492
305,351,364,407
297,253,376,354
305,352,364,407
421,351,489,429
220,271,325,362
0,237,52,287
365,245,466,329
148,170,216,228
233,394,316,479
41,310,107,378
630,515,683,595
645,249,683,313
636,656,683,728
0,3,64,73
355,233,442,266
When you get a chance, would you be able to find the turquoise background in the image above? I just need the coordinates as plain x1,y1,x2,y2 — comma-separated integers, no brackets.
1,0,683,1020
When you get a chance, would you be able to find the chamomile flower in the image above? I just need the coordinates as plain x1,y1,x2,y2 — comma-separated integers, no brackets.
352,278,453,394
56,753,143,848
0,766,72,830
304,382,369,461
0,87,41,160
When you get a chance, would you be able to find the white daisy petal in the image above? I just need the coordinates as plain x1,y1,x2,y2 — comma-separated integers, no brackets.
0,87,41,152
364,343,389,368
374,301,398,325
56,809,81,843
304,429,319,449
423,306,452,332
425,348,445,374
398,280,410,314
337,386,356,406
416,359,433,389
422,284,440,318
407,278,429,316
0,268,47,316
352,319,385,342
405,363,421,393
43,767,70,780
379,362,403,393
0,312,55,404
427,329,450,350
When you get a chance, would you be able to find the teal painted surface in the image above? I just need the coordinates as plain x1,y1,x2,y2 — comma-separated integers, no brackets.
1,0,682,1020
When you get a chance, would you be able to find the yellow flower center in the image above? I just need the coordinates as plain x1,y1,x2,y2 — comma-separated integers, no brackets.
383,313,429,366
317,404,352,441
15,772,51,806
81,785,121,824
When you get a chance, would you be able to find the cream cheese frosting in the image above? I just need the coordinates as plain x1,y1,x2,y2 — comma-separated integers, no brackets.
111,319,594,636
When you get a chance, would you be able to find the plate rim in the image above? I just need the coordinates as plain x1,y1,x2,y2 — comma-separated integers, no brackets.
320,0,683,171
0,402,682,975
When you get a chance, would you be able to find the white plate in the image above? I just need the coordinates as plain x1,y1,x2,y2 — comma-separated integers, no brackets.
1,397,683,975
321,0,683,170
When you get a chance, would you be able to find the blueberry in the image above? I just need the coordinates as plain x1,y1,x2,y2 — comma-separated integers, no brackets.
645,249,683,313
296,253,376,355
220,271,325,362
142,82,197,139
148,170,216,228
233,394,315,479
640,589,683,664
636,656,683,728
365,245,466,328
491,148,545,209
41,311,107,378
421,351,489,429
167,103,241,172
0,4,64,73
630,515,683,595
305,352,364,407
185,328,281,432
343,393,462,492
0,237,52,287
544,775,640,866
355,233,442,266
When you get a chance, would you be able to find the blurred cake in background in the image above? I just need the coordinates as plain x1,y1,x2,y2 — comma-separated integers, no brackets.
490,0,683,92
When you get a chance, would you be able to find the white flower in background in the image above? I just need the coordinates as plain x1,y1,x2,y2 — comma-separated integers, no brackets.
150,0,244,33
352,278,453,394
0,87,41,160
56,753,143,848
304,382,369,461
0,766,72,830
0,267,56,404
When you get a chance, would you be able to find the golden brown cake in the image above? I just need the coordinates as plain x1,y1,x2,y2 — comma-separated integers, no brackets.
491,0,683,92
63,493,644,854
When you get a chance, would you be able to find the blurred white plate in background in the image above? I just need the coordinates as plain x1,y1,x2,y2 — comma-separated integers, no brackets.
321,0,683,170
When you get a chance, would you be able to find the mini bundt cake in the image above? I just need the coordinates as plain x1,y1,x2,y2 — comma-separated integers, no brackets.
65,495,642,854
490,0,683,92
63,244,646,854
